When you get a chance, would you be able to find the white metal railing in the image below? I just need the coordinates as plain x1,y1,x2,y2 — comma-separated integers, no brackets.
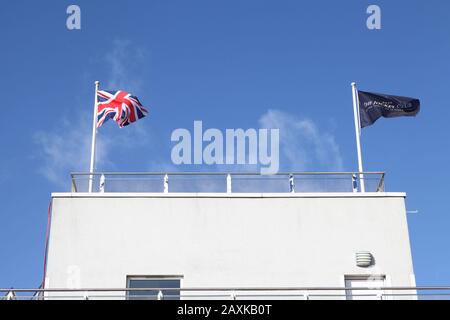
1,286,449,300
70,172,386,193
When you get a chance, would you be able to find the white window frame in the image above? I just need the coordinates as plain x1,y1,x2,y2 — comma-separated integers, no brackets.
342,274,392,300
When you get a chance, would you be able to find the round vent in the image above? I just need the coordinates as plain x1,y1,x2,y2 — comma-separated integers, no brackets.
356,251,373,267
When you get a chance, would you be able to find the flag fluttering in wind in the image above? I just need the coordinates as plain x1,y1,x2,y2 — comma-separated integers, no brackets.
351,83,420,192
357,91,420,128
88,82,149,192
97,90,148,128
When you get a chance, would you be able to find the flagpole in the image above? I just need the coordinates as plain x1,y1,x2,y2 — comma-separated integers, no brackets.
88,80,100,193
351,82,365,192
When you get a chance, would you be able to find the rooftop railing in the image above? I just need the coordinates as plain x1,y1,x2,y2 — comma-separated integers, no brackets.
1,286,449,300
69,172,385,193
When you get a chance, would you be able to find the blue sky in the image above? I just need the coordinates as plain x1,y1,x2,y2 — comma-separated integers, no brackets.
0,0,449,288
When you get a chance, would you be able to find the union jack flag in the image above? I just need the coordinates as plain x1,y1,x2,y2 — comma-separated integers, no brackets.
97,90,148,128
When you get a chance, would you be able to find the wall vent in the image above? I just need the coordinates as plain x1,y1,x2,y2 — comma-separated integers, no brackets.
355,251,373,267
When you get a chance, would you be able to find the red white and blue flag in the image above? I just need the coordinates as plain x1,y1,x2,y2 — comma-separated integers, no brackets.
96,90,148,128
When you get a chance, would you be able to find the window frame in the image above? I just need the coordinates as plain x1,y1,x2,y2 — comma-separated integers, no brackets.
343,274,388,300
126,275,184,300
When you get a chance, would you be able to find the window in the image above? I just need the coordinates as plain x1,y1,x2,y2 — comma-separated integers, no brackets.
345,275,386,300
126,276,182,300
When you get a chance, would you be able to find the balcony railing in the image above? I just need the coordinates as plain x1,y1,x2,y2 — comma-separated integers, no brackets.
69,172,385,193
1,286,449,300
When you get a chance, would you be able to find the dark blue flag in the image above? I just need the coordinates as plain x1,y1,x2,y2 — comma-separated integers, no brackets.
358,91,420,128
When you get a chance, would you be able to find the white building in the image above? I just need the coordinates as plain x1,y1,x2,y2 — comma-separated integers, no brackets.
43,172,416,299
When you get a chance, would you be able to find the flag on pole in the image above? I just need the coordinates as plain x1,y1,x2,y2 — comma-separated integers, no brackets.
351,83,420,193
88,84,149,193
357,91,420,128
97,90,148,128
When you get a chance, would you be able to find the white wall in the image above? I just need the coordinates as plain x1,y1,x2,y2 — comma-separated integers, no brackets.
46,192,415,296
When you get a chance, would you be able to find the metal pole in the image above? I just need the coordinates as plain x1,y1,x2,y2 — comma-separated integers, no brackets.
227,174,232,193
88,81,100,193
99,174,105,193
352,174,358,193
164,174,169,193
351,82,365,192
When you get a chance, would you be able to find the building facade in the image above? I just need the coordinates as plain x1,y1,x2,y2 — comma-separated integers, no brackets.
44,174,415,299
